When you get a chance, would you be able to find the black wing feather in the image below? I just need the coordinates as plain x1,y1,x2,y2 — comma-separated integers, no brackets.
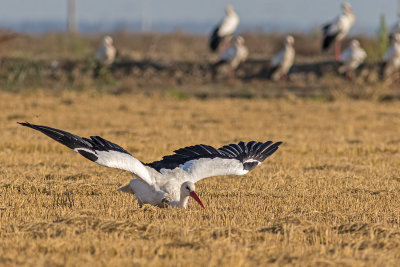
322,33,338,50
209,26,222,51
147,141,282,172
239,141,247,154
219,145,238,157
254,141,273,156
322,23,331,34
19,122,156,185
258,142,281,162
246,141,257,155
248,142,262,157
18,122,131,162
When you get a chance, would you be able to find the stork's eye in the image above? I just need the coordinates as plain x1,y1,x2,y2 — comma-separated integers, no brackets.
186,186,190,190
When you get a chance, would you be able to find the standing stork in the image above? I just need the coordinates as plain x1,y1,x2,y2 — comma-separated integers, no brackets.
95,35,116,66
19,122,282,209
213,35,249,78
322,2,355,61
269,35,295,81
338,39,366,78
209,5,240,52
382,33,400,79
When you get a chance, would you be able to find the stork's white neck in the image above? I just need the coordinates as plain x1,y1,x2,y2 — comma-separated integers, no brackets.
168,193,190,209
178,195,190,209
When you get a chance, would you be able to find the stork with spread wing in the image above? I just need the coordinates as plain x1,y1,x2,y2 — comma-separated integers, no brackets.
19,122,281,209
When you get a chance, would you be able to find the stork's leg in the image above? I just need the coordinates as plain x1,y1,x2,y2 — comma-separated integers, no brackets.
346,71,351,81
335,42,341,61
228,67,235,79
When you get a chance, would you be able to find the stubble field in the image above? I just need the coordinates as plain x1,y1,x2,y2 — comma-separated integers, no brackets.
1,91,400,266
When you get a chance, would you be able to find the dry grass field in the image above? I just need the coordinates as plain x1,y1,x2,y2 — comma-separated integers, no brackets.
1,91,400,266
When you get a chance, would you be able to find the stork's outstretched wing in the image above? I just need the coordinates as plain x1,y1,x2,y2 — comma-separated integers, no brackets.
147,141,281,183
18,122,153,186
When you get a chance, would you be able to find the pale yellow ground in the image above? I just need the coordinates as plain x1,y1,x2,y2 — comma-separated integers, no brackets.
1,91,400,266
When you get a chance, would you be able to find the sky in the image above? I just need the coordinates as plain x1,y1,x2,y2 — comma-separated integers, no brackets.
0,0,399,33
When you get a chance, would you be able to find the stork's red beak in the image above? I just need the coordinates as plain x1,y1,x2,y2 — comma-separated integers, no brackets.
190,191,205,209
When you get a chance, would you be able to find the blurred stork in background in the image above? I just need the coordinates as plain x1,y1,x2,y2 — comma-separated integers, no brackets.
95,35,116,66
381,33,400,80
322,2,355,61
213,35,248,79
338,39,366,79
268,35,295,81
209,5,239,52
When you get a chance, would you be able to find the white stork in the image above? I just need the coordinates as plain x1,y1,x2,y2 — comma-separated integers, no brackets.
214,36,249,77
209,5,240,52
19,123,282,209
95,35,116,66
269,35,295,81
338,39,366,77
322,2,355,61
382,33,400,78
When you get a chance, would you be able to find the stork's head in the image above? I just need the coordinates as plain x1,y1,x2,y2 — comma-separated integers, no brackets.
225,5,235,15
181,181,205,208
103,36,114,46
235,36,245,46
341,2,352,13
285,35,295,46
350,39,360,49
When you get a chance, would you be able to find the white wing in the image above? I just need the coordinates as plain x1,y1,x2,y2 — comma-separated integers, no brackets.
271,49,284,67
182,157,249,182
19,123,153,186
147,141,281,183
340,47,353,63
353,48,366,62
219,46,236,62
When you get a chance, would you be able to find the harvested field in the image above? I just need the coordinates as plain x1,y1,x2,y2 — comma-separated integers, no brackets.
1,91,400,266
